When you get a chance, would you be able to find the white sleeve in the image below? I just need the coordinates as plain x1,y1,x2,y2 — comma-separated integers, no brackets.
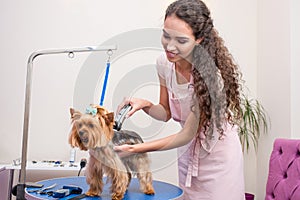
155,53,171,80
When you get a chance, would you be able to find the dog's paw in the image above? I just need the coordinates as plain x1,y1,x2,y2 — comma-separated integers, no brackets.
144,189,155,195
85,190,99,197
111,192,124,200
144,185,155,195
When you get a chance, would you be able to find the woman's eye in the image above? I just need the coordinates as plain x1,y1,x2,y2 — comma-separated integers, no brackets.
178,39,188,44
163,34,170,39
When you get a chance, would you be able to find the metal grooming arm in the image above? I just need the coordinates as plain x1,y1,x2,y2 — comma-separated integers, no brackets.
16,45,117,200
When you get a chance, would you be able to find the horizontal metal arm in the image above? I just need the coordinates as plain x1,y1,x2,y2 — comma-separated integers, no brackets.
27,45,117,62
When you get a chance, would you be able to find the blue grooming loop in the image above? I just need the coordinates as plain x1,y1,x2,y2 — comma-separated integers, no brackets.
99,61,110,106
99,49,113,106
25,176,183,200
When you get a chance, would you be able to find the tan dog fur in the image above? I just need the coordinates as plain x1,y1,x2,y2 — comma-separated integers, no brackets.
69,105,155,200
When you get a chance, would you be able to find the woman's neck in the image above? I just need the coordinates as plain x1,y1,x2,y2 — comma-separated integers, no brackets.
175,59,192,72
175,60,192,84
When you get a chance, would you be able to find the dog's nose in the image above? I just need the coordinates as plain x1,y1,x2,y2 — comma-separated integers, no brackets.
79,131,84,137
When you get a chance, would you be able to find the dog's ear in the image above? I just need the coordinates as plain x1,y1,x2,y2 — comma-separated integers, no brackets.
69,108,87,151
104,112,114,127
70,108,82,122
69,124,88,151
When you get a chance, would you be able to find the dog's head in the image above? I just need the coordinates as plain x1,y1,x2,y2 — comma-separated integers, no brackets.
69,104,114,150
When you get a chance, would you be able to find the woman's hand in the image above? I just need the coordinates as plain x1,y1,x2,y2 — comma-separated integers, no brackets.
117,97,153,118
113,144,137,158
114,144,133,152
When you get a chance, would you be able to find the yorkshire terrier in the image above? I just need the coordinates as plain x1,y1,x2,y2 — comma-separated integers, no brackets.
68,104,155,200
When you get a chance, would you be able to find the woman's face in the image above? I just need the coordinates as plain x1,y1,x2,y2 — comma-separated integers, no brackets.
161,15,200,63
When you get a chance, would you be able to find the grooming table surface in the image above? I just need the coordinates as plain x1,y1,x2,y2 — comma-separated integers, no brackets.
25,176,183,200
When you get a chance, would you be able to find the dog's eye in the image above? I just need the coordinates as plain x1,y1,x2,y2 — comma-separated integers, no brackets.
88,123,94,128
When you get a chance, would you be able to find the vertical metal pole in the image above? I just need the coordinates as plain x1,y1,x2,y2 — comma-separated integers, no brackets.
16,53,36,200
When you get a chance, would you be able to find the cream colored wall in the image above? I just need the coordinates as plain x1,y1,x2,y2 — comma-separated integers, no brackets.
257,0,300,199
0,0,177,184
291,0,300,138
208,0,258,196
1,1,299,199
0,0,257,191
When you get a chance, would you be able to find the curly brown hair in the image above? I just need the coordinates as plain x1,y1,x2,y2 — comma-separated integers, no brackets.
165,0,242,137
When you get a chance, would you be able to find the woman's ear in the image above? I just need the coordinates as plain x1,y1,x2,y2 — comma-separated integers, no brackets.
196,37,204,45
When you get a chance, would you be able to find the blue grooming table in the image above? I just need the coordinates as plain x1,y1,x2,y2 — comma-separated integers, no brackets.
25,176,183,200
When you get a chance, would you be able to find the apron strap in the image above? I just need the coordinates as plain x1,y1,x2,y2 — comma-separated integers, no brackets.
185,137,201,187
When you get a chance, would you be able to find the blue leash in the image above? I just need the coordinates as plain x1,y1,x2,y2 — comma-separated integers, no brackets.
99,61,110,106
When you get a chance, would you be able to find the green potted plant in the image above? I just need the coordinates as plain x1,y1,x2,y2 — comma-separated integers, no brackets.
237,93,270,200
238,94,270,152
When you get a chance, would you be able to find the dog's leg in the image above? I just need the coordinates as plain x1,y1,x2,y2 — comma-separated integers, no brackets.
109,169,129,200
135,155,155,195
102,147,129,200
85,157,104,196
127,171,132,188
138,171,155,195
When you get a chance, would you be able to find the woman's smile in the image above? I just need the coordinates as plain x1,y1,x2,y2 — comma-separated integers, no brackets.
165,50,178,59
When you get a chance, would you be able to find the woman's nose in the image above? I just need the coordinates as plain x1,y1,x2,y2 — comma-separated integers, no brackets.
166,40,176,51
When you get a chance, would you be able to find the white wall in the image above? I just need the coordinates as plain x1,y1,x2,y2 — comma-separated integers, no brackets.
257,0,300,199
208,0,258,195
0,0,179,184
291,0,300,138
2,1,299,199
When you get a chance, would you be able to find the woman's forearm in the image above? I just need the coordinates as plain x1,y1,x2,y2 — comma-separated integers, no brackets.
142,78,171,122
140,111,198,152
143,103,171,122
115,111,199,153
135,132,193,152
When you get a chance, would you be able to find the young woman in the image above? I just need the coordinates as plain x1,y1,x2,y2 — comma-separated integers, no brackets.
115,0,245,199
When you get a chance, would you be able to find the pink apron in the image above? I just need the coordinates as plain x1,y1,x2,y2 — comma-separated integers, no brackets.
167,66,218,188
158,55,245,200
